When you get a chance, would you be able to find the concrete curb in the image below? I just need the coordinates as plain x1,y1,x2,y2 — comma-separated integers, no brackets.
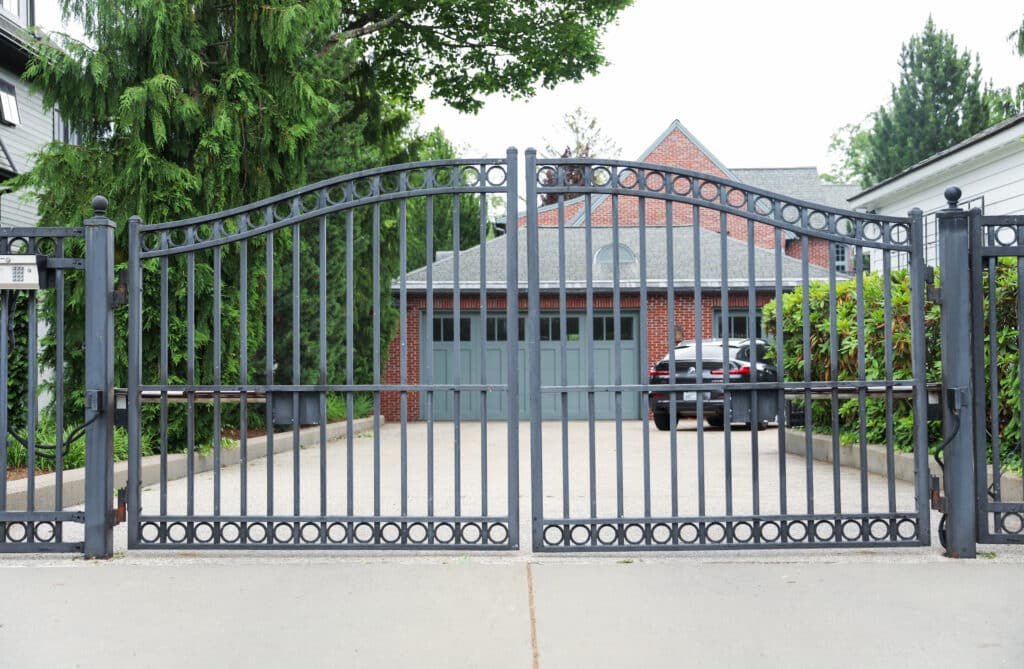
6,417,380,511
783,428,1023,502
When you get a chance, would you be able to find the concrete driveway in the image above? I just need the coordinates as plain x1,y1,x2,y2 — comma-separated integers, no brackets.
2,419,1023,668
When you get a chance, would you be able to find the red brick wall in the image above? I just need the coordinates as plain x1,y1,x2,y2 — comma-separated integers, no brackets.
382,289,775,421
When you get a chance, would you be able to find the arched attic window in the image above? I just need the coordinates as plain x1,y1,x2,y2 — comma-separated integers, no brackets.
594,242,638,280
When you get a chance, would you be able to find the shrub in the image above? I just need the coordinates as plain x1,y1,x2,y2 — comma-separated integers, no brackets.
764,265,1021,474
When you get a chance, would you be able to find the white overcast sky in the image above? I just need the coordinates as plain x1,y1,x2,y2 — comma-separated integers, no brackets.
38,1,1024,174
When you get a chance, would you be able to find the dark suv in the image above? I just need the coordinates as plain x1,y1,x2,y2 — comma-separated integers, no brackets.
648,339,777,431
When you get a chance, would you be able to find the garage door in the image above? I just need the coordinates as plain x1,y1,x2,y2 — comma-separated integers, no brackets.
424,312,640,420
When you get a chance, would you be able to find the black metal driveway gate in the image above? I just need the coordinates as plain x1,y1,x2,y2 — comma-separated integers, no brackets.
526,151,933,551
125,154,521,549
3,153,947,557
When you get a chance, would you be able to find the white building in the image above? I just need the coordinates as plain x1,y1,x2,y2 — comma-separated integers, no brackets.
0,0,73,227
848,114,1024,271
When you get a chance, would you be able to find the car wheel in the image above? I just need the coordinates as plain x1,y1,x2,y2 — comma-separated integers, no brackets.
653,411,674,431
745,421,769,431
705,415,724,429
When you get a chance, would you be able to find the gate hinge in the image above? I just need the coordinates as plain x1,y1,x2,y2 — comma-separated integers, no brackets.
929,475,947,513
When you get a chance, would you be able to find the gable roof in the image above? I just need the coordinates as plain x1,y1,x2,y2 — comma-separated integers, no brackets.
562,120,737,227
398,225,833,292
732,167,860,210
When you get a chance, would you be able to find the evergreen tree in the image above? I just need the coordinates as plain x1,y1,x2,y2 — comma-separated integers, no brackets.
860,17,1000,185
13,0,630,452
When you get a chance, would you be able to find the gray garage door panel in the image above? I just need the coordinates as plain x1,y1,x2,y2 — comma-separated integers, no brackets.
424,311,639,420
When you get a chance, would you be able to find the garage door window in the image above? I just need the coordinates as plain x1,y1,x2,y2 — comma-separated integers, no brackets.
514,316,581,341
593,316,633,340
433,317,471,342
486,316,507,341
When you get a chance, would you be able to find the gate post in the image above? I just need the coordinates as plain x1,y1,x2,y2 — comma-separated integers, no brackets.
83,196,116,559
936,187,976,558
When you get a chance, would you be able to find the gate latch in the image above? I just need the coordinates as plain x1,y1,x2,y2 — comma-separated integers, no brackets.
929,475,947,513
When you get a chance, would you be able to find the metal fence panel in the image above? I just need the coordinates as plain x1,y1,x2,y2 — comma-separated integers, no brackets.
0,225,87,553
970,210,1024,546
527,152,931,551
126,154,520,549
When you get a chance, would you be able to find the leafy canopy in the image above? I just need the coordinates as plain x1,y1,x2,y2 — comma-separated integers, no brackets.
11,0,631,460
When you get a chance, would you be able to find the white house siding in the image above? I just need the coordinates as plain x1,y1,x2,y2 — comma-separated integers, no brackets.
849,118,1024,272
0,62,47,227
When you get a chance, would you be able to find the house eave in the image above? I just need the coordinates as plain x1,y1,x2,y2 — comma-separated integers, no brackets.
849,115,1024,210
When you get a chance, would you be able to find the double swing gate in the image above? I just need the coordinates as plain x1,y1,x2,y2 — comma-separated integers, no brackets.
0,152,1016,557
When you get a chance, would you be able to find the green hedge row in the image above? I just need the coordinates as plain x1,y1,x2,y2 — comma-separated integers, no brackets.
763,263,1021,474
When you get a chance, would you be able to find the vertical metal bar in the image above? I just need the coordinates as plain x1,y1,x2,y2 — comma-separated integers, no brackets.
26,292,37,513
693,203,705,521
127,218,143,546
291,215,301,524
801,222,814,522
908,209,930,547
187,227,196,531
239,223,249,522
855,244,869,527
372,197,382,527
987,253,999,528
936,195,975,556
400,193,409,518
558,190,570,525
451,192,462,529
828,235,841,522
773,225,787,526
159,236,169,519
746,216,760,522
526,149,543,550
719,204,732,522
1017,254,1024,506
883,244,896,518
424,196,434,521
319,209,328,519
639,197,651,521
476,182,486,526
84,197,115,559
504,148,520,548
345,208,355,518
665,201,678,525
213,230,223,524
265,210,275,520
612,194,624,527
584,193,596,536
54,238,65,536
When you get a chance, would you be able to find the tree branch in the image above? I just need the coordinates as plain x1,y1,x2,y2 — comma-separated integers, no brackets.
333,10,411,41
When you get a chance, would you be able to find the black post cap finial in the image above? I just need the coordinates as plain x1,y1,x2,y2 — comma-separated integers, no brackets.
944,186,962,209
92,195,109,217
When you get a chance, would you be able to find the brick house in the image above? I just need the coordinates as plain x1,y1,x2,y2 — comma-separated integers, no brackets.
382,121,855,421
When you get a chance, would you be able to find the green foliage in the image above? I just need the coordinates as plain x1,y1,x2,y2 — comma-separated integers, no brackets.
764,266,1022,475
832,17,1009,187
325,393,375,422
2,293,34,435
763,270,942,454
16,1,626,458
